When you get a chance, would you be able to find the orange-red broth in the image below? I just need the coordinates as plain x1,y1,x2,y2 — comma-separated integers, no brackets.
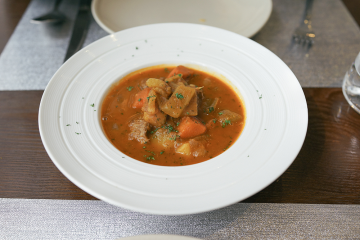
101,66,245,166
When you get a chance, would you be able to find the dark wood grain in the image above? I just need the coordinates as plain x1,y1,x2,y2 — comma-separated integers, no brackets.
0,91,97,200
0,89,360,203
342,0,360,27
0,0,31,54
244,88,360,204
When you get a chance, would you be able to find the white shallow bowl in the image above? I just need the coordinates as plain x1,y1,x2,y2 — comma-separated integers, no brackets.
91,0,272,38
39,23,308,215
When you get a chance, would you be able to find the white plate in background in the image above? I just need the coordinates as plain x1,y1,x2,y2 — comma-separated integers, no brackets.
91,0,272,38
39,23,307,215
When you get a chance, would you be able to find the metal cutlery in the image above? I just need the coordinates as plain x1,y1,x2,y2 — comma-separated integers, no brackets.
31,0,65,24
292,0,316,46
63,0,92,62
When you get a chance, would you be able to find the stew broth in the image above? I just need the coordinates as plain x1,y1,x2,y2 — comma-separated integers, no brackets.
101,65,245,166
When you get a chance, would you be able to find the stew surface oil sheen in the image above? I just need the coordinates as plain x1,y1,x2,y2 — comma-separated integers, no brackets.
101,65,245,166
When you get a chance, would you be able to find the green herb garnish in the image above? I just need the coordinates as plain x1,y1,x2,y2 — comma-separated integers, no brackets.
147,95,156,101
222,120,231,128
127,86,134,91
175,93,184,99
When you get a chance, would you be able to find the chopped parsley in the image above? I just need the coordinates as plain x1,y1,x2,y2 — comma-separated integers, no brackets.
146,150,155,155
75,132,81,135
213,119,216,123
218,112,223,115
176,122,180,127
169,135,180,141
136,47,138,50
127,86,134,91
146,156,155,161
222,120,231,128
208,107,214,113
150,128,159,134
175,93,184,99
66,124,71,126
147,95,156,101
223,140,232,151
76,122,79,124
138,98,141,102
259,94,262,99
164,68,169,73
160,151,164,155
162,125,175,133
90,103,95,107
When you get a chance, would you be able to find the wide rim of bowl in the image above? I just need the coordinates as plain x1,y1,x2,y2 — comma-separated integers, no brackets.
39,23,307,215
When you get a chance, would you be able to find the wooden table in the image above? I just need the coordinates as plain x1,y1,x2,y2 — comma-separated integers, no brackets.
1,0,360,204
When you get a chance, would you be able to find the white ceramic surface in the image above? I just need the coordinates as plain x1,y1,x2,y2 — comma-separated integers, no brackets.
91,0,272,38
39,23,308,215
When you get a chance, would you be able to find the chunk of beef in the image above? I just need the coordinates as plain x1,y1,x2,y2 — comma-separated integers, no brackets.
128,119,150,144
143,111,167,127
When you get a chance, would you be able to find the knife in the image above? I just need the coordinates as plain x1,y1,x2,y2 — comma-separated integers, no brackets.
63,0,92,62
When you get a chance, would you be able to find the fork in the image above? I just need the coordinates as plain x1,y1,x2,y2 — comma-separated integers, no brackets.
292,0,316,45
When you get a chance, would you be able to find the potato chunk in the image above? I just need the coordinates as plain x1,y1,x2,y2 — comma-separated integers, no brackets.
180,94,198,117
152,128,177,148
218,110,242,123
176,139,207,157
160,85,196,118
142,89,157,114
175,142,191,155
165,75,188,92
189,139,207,157
146,78,172,97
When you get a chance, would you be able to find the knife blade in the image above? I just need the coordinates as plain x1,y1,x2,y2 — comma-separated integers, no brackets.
63,0,92,62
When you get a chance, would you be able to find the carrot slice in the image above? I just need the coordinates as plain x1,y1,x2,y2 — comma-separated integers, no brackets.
132,88,151,109
178,116,207,139
167,65,194,79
